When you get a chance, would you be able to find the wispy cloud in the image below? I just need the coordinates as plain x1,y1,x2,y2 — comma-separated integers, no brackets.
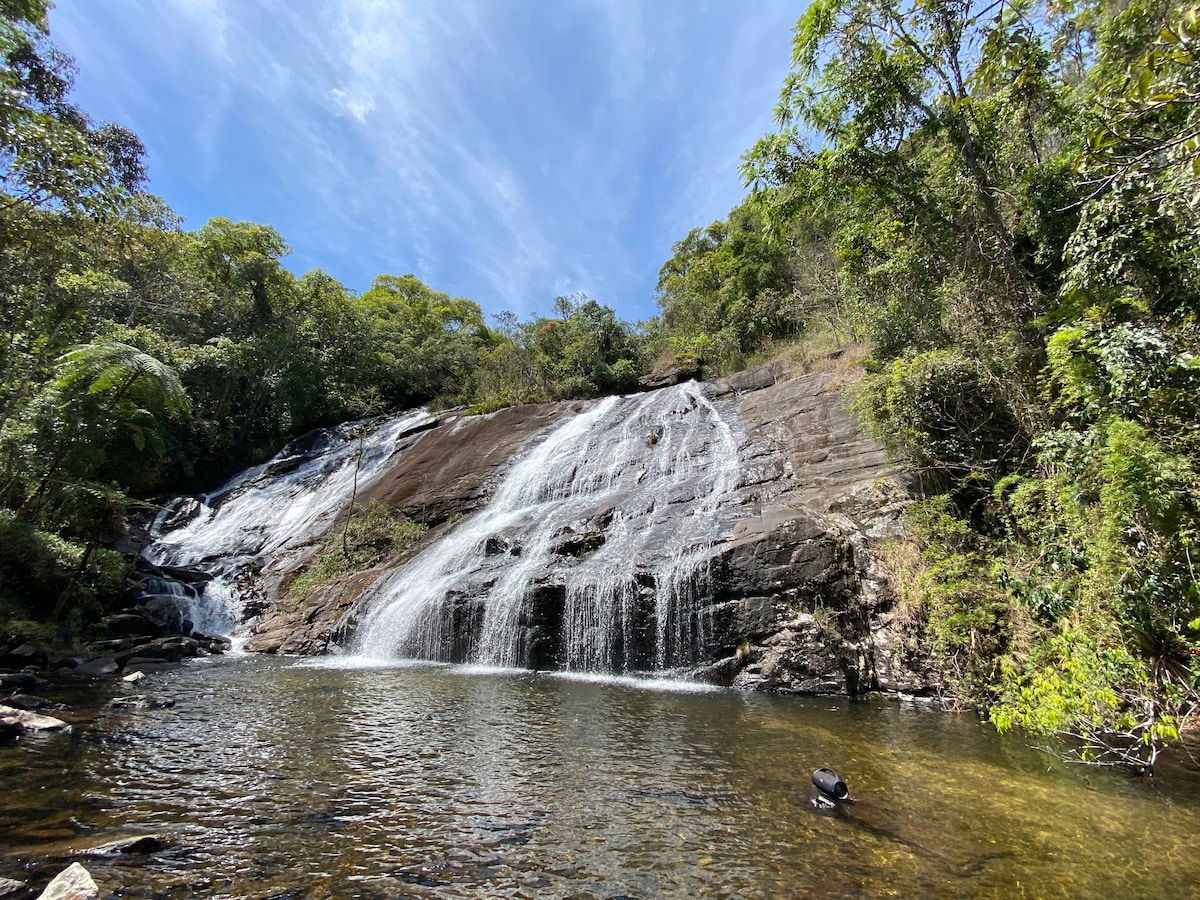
49,0,800,321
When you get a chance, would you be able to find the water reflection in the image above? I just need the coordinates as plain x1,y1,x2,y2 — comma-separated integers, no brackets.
2,656,1199,898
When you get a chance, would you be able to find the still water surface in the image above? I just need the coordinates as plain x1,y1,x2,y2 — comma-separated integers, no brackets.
2,655,1199,898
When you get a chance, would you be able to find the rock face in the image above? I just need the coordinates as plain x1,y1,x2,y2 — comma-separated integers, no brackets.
244,402,573,654
709,367,933,694
219,362,935,695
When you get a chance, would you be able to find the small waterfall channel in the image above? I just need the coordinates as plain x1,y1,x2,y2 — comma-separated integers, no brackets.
355,381,743,674
141,411,436,638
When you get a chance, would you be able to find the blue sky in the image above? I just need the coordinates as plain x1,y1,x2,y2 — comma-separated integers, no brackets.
48,1,799,324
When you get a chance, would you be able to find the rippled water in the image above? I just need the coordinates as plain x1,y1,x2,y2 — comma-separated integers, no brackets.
3,656,1200,898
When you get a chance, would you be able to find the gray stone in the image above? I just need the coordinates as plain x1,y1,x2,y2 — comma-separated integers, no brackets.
4,694,66,712
114,636,199,666
35,863,97,900
101,613,161,638
0,673,46,692
70,657,120,678
192,631,232,653
0,643,46,669
0,705,72,735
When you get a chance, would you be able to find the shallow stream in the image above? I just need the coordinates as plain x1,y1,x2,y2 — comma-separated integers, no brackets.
3,655,1199,898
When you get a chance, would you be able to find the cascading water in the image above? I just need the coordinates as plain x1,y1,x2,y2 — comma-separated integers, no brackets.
142,410,435,636
355,381,743,673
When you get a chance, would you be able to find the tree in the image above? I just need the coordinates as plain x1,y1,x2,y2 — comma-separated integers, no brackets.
355,273,489,406
742,0,1083,367
193,218,292,330
0,2,146,217
654,195,797,375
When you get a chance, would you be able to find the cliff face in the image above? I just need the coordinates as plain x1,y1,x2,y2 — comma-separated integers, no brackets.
244,363,938,697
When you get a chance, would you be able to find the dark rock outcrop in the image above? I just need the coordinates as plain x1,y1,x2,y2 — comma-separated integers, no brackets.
1,643,48,670
637,365,698,391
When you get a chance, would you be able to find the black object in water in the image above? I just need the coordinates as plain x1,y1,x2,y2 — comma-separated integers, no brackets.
812,767,848,801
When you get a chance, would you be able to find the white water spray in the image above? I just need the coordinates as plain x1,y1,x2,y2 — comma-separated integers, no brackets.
142,410,434,635
356,382,741,672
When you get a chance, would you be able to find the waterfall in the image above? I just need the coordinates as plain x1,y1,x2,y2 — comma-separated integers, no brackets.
142,410,435,636
356,381,742,673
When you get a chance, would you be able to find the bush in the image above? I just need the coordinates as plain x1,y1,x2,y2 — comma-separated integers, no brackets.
864,351,1028,488
288,502,426,600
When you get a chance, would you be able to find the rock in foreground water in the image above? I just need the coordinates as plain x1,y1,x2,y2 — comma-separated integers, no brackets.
0,705,71,737
36,863,97,900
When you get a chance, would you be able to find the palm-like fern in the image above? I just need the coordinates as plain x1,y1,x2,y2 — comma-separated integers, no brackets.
54,340,190,417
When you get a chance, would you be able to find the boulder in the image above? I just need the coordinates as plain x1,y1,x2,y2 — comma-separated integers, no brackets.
0,643,47,669
101,613,162,638
69,657,120,679
0,673,47,692
192,631,232,653
3,694,66,712
114,636,199,666
638,365,699,391
35,863,97,900
0,877,27,898
84,639,134,654
0,705,72,736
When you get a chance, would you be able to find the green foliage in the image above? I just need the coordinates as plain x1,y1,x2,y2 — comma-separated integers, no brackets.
653,195,798,376
0,507,124,625
864,351,1028,488
715,0,1200,767
891,499,1013,699
356,273,489,407
471,294,642,408
991,622,1175,771
288,501,426,601
0,4,145,217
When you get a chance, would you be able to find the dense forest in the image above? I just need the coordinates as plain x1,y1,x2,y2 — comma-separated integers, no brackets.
1,0,1197,768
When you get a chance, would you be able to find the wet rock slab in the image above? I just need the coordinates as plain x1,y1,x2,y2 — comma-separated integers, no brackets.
238,362,935,695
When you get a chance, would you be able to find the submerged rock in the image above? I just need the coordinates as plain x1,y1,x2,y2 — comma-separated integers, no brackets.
73,835,171,857
3,694,66,713
107,694,175,710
